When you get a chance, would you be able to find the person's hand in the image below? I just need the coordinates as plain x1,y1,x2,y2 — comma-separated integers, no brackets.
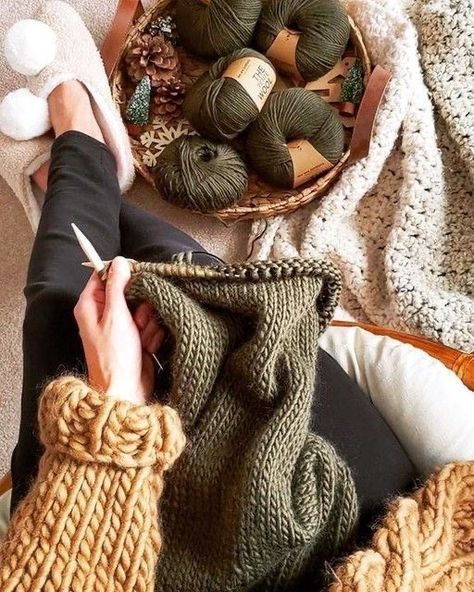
74,257,165,405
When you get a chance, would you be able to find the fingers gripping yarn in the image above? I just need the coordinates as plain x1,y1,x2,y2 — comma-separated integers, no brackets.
0,377,185,592
329,462,474,592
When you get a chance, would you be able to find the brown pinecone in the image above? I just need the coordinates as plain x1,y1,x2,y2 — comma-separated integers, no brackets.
125,33,181,88
151,79,186,120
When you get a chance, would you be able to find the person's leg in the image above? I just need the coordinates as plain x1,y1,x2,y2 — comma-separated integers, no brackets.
311,350,418,537
11,82,122,511
120,201,222,266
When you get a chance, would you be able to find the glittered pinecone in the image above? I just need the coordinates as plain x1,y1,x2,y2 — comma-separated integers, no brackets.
152,79,186,120
146,16,179,46
125,33,181,88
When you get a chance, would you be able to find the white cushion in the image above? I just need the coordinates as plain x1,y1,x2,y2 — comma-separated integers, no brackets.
0,489,10,541
320,326,474,474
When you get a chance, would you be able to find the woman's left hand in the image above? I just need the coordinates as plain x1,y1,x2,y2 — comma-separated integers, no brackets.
74,257,165,405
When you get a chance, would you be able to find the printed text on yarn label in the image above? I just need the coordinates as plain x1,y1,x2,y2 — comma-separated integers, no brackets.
288,139,334,187
223,57,276,111
266,28,301,79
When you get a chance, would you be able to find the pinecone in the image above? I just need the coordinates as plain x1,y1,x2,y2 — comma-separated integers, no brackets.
125,33,181,88
151,79,186,120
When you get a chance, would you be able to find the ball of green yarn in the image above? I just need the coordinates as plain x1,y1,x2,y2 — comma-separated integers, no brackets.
183,48,276,142
255,0,350,81
175,0,262,59
246,88,344,188
153,135,248,212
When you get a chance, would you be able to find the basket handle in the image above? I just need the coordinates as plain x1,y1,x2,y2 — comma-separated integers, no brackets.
102,0,144,77
348,65,391,163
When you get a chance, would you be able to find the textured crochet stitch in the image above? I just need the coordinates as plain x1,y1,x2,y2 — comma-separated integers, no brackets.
248,0,474,352
126,257,359,591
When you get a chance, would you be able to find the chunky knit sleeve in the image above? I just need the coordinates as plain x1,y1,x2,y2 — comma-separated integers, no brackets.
0,377,185,592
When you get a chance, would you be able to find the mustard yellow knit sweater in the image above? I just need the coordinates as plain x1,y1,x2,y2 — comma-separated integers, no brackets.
0,376,185,592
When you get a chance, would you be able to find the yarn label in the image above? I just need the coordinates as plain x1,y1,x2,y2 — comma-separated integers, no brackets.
223,57,276,111
288,139,334,187
266,28,301,79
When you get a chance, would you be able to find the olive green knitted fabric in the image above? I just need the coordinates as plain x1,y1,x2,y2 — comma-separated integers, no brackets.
127,258,358,591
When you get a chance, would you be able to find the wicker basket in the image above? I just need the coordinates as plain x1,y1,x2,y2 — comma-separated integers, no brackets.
110,1,371,221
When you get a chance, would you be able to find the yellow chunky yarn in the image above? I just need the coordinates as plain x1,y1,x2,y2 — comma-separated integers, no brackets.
0,377,185,592
330,461,474,592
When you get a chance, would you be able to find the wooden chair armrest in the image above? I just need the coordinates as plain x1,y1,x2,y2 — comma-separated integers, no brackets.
331,321,474,390
0,472,11,497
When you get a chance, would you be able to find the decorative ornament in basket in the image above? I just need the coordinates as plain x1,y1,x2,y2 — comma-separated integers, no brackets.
110,0,389,221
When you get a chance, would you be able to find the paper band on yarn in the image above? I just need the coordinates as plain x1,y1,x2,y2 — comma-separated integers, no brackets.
288,139,334,187
223,57,276,111
266,28,301,79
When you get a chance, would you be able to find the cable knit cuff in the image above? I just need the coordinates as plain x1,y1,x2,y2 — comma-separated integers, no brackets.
39,377,186,470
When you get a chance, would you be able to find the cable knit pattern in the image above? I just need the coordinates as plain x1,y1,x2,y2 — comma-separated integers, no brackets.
248,0,474,351
126,258,359,592
0,377,185,592
329,461,474,591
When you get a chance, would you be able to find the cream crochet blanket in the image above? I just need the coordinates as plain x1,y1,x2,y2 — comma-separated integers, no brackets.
250,0,474,352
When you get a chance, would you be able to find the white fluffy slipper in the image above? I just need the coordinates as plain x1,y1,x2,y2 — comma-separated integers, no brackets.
2,0,134,194
0,131,52,229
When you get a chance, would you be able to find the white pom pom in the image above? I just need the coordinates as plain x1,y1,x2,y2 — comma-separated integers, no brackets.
0,88,51,140
4,19,57,76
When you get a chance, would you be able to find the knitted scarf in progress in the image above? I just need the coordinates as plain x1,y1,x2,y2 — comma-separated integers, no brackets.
127,258,359,592
0,377,185,592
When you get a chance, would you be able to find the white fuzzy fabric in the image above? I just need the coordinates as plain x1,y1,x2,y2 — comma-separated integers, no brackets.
249,0,474,351
0,490,9,542
4,19,56,76
28,1,134,199
0,88,50,140
321,326,474,475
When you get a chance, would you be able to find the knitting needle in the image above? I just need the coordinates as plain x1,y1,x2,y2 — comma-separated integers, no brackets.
72,223,163,372
71,223,107,280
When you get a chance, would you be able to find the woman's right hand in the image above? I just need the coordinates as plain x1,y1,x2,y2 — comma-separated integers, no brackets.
74,257,165,405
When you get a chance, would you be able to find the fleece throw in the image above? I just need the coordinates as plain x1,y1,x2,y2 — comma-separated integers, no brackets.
249,0,474,352
127,258,358,592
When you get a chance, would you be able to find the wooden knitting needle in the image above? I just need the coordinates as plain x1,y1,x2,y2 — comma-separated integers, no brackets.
72,223,163,372
71,223,107,280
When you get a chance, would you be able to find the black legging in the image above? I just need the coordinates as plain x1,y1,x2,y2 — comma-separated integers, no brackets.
11,131,417,542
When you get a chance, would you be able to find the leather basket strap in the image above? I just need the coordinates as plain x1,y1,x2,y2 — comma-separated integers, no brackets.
349,65,391,163
102,0,144,77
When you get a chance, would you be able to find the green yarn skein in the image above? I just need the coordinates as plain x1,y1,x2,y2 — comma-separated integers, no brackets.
183,48,276,142
176,0,262,59
153,135,248,212
246,88,345,188
255,0,350,81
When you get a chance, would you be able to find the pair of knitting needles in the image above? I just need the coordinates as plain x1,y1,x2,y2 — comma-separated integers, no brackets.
71,223,163,371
